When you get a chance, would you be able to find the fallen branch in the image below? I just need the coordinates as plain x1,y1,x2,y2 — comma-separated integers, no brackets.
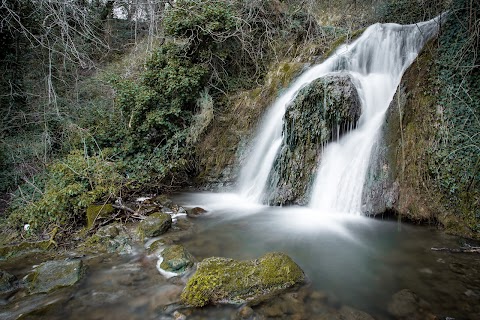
431,246,480,253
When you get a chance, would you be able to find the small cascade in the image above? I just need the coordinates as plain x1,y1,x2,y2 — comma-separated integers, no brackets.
238,15,444,212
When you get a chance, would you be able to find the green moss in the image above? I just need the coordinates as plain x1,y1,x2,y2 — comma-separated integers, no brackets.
160,244,194,273
181,252,304,307
137,212,172,238
26,259,84,294
0,240,51,260
86,204,114,229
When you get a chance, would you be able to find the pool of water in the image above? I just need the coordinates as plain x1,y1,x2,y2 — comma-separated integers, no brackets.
1,192,479,319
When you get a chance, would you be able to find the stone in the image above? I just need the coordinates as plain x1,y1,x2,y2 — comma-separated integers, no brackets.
0,241,51,259
25,259,84,294
181,252,305,307
173,311,187,320
82,223,133,255
265,73,361,205
86,204,114,229
338,306,376,320
238,305,254,319
0,270,17,293
159,245,194,274
186,207,207,217
138,212,172,238
388,289,435,320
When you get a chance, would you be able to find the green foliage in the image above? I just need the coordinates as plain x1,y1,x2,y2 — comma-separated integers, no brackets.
164,0,236,41
377,0,449,24
7,149,124,233
427,0,480,233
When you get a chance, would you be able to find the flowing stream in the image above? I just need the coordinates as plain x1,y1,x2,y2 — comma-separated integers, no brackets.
238,16,443,213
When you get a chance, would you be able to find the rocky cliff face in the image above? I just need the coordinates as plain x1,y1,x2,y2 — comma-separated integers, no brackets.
363,42,442,221
362,41,478,238
266,73,361,205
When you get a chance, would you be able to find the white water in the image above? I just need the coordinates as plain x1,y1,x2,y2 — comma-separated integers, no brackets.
238,16,443,212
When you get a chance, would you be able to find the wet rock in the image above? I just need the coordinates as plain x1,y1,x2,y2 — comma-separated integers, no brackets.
82,223,134,254
258,291,306,318
25,259,84,294
0,241,51,259
173,310,187,320
186,207,207,218
159,245,195,274
148,285,183,308
265,73,361,205
181,252,305,307
238,305,255,319
86,204,114,229
388,289,436,320
138,212,172,238
338,306,376,320
0,270,17,293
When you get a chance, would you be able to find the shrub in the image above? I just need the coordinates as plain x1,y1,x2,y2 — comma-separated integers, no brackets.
7,149,124,234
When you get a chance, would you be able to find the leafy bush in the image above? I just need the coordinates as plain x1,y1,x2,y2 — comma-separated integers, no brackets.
7,149,124,233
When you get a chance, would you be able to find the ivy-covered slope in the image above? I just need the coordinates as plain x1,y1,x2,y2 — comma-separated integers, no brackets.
365,0,480,238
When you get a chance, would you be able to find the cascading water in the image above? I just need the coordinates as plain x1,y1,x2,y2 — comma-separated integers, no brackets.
238,16,444,211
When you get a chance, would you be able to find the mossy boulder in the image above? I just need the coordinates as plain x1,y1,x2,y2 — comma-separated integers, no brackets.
181,252,305,307
266,73,361,205
0,270,17,293
137,212,172,238
86,204,114,229
0,240,51,260
82,223,134,254
159,245,194,274
25,259,84,294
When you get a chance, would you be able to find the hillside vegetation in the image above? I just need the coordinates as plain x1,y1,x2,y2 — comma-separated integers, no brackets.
0,0,478,241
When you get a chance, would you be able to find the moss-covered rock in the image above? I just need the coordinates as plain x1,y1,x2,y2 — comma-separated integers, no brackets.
25,259,84,294
86,204,114,229
137,212,172,238
195,61,305,186
265,73,361,205
181,252,305,307
81,223,134,254
159,244,194,274
0,240,51,260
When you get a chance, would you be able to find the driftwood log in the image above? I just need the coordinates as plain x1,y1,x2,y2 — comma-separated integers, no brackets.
431,246,480,253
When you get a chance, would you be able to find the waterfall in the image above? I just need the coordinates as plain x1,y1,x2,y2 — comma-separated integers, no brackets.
238,15,443,212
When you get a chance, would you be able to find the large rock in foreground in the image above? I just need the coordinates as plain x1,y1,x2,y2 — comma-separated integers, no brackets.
181,252,305,307
25,259,84,294
266,73,361,205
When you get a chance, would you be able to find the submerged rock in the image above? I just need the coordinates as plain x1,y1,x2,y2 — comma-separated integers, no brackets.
388,289,435,320
266,73,361,205
138,212,172,238
0,270,17,293
25,259,84,294
159,245,194,274
181,252,305,307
